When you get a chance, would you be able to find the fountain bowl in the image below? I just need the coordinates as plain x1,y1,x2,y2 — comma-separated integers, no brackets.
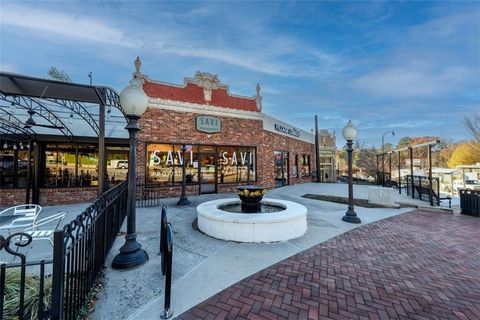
197,198,307,243
236,185,266,213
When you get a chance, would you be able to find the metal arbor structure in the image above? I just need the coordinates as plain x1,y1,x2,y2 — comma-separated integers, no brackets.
0,72,127,204
376,140,442,206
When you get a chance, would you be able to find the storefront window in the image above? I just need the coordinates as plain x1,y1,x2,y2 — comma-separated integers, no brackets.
78,150,98,187
301,154,310,177
0,151,15,188
146,143,255,185
217,146,255,183
293,154,299,178
17,151,30,188
173,144,199,184
107,146,129,185
147,144,175,184
44,147,78,187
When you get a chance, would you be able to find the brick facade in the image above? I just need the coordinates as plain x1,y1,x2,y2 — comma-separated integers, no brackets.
135,70,316,195
0,187,97,208
39,187,97,206
0,189,26,208
0,69,317,206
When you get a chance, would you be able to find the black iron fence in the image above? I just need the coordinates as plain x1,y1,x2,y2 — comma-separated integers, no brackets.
159,206,174,319
376,172,391,187
406,175,451,207
0,233,52,320
459,189,480,217
1,180,128,319
52,179,127,319
136,183,163,207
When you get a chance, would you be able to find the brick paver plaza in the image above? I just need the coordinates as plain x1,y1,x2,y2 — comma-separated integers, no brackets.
179,210,480,320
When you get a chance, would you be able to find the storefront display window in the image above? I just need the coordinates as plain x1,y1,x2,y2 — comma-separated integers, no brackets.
217,146,255,183
293,154,299,178
301,154,310,177
78,150,99,187
0,151,15,188
146,143,256,186
107,146,129,185
45,147,78,187
42,144,113,188
16,151,30,188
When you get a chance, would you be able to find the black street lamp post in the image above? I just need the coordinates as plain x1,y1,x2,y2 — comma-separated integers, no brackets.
342,120,361,224
381,130,395,187
177,144,191,206
112,68,149,269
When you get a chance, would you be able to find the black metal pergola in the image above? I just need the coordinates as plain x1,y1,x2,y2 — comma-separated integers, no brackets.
0,72,128,204
376,139,440,205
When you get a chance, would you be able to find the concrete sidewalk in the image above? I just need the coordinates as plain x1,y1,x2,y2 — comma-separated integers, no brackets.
90,183,416,320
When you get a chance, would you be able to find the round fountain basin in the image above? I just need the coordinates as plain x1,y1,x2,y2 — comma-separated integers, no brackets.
197,198,307,243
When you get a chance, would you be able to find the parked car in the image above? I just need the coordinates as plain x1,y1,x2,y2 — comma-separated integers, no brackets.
116,160,128,169
454,179,480,191
465,179,480,190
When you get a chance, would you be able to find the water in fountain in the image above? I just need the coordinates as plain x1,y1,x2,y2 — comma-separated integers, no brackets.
219,202,285,213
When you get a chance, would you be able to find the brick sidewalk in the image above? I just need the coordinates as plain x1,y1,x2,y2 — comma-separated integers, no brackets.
178,210,480,320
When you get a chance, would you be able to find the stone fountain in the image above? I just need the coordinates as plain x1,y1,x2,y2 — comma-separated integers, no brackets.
197,185,307,243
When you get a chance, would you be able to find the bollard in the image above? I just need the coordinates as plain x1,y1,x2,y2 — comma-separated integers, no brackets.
159,206,167,275
160,222,174,319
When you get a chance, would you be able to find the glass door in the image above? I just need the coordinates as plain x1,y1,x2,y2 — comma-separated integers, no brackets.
199,145,217,194
274,151,289,187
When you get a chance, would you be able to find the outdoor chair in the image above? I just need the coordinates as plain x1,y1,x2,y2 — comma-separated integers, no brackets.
0,204,42,234
22,211,67,246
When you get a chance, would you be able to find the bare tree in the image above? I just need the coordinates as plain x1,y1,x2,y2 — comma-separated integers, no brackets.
354,147,378,179
48,66,72,82
464,112,480,149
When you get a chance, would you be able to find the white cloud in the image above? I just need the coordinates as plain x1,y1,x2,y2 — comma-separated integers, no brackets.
0,4,343,78
353,66,472,98
1,5,135,47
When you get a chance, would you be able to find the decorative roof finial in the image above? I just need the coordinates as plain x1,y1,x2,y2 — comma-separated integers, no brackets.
134,56,142,74
254,82,262,111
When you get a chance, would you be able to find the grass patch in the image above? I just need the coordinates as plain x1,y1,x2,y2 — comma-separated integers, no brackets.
3,267,105,320
302,194,395,208
3,268,52,320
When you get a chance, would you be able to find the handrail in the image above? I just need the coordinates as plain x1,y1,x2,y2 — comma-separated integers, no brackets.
159,205,174,319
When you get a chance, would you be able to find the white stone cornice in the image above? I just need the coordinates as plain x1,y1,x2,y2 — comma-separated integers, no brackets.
148,97,264,121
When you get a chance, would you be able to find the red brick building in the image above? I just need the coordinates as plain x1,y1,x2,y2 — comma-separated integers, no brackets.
1,67,316,206
136,69,316,197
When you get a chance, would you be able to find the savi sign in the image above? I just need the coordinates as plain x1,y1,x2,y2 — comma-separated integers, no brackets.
196,115,221,133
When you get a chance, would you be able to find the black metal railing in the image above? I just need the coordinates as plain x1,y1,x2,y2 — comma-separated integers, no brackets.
1,180,128,319
1,233,53,320
406,175,451,207
376,172,391,187
159,206,174,319
51,180,128,319
459,189,480,217
136,183,163,207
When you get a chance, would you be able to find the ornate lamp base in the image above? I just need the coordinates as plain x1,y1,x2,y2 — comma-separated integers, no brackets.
177,197,191,206
112,237,149,269
342,209,361,224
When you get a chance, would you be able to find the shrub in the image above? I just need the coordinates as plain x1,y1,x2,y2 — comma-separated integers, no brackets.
2,268,52,320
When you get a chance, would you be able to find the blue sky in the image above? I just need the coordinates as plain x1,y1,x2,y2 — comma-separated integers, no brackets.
1,1,479,147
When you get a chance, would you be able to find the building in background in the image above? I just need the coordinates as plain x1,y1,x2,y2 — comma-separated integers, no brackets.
318,129,336,182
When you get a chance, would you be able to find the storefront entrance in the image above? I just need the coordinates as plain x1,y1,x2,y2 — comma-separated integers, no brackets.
274,151,289,188
199,145,217,194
